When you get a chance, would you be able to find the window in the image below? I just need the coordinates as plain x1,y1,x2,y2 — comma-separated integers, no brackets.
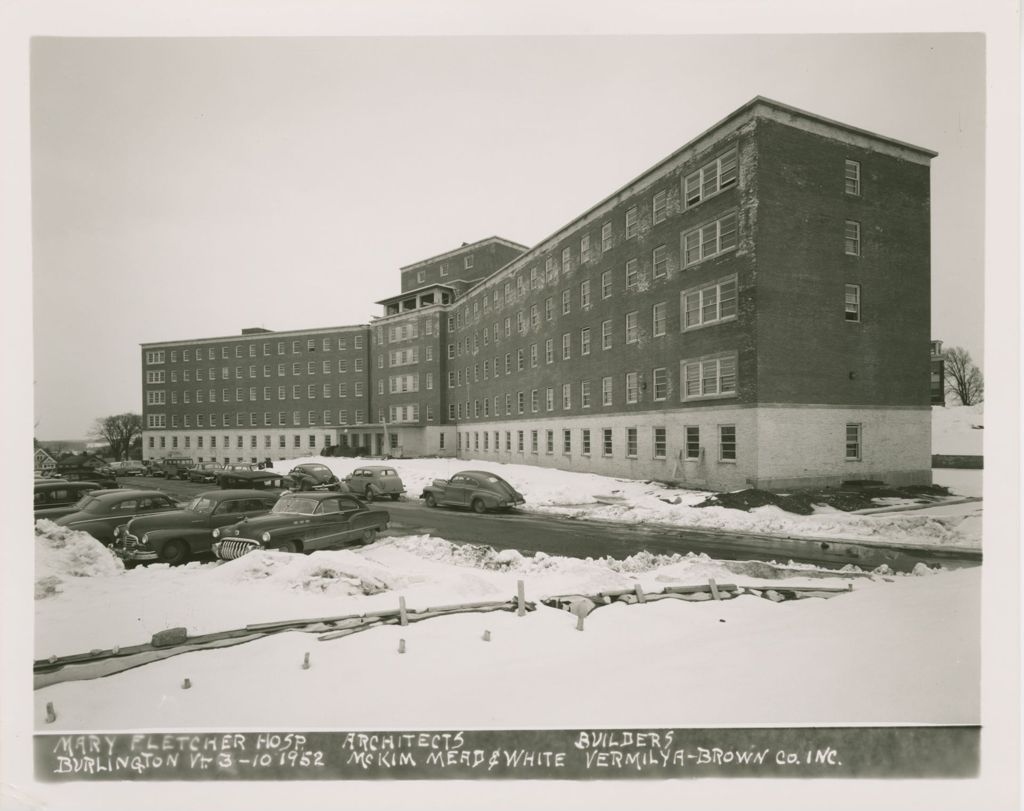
545,388,554,411
681,354,738,400
625,206,639,238
602,320,612,350
652,302,667,337
517,430,524,452
531,389,539,413
626,427,638,457
440,262,448,277
580,280,591,308
530,304,540,329
517,391,525,414
601,376,613,406
531,430,539,453
683,211,738,266
625,312,639,344
464,254,474,269
625,259,639,290
580,328,591,356
562,246,571,273
652,245,668,278
845,284,861,322
684,149,738,207
601,270,612,299
625,372,639,404
581,380,591,408
653,367,668,400
562,383,571,410
685,427,700,459
846,423,862,460
719,425,737,461
544,297,553,321
561,289,570,315
582,429,591,455
845,220,861,256
545,430,554,454
517,349,524,371
652,190,667,224
682,276,738,330
602,429,613,456
563,429,572,454
530,344,538,368
845,160,861,196
580,234,591,262
601,222,612,251
545,339,554,364
653,427,667,459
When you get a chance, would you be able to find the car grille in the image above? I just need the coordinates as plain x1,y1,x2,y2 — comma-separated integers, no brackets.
217,538,260,560
123,533,140,550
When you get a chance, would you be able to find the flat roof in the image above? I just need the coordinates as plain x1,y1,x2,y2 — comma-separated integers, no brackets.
141,323,369,348
398,236,528,272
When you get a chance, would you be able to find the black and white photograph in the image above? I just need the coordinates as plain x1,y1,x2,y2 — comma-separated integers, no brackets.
2,1,1019,810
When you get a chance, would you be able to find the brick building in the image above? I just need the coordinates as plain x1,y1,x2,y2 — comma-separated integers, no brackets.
142,98,936,490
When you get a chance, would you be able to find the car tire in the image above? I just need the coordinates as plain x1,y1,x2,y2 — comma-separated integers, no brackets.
471,498,487,514
361,527,378,545
424,493,437,508
277,540,301,553
390,493,400,501
160,540,189,566
365,485,379,502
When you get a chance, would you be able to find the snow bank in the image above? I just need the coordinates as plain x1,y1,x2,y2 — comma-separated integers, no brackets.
34,520,124,599
932,404,984,455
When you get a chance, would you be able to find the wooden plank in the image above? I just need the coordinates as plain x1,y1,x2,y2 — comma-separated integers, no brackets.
708,578,721,601
517,580,526,617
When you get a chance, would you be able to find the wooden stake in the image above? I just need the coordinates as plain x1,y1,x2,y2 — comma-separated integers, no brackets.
482,630,491,642
576,614,585,632
45,702,56,723
302,652,310,670
708,578,722,601
399,597,408,627
182,677,191,690
398,638,406,654
634,583,646,603
517,580,525,617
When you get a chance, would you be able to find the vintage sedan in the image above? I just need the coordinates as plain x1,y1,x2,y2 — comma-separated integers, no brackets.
421,470,525,514
342,466,406,501
281,463,345,492
187,462,224,483
34,481,117,521
215,463,284,490
112,489,281,565
212,492,389,560
54,490,180,544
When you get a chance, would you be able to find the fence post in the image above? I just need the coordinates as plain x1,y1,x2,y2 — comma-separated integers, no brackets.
517,580,526,617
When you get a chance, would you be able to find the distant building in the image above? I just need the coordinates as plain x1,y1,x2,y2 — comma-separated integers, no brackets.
142,98,936,490
34,447,57,476
930,340,946,406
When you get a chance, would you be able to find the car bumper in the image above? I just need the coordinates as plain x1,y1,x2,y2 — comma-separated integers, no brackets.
112,536,159,561
212,538,261,560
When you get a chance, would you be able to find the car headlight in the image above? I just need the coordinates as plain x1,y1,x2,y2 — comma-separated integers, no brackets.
140,533,149,545
212,528,221,539
114,526,122,538
261,531,271,542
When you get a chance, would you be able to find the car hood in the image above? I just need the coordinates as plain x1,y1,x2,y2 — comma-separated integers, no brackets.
222,470,283,481
125,509,208,533
221,513,317,537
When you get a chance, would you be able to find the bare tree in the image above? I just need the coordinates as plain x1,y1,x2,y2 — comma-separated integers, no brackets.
943,346,984,406
91,413,143,460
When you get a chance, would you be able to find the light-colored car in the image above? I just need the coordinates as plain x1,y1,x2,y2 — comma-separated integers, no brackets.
420,470,525,514
343,466,406,502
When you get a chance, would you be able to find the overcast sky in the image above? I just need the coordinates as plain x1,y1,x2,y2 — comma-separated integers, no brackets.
31,33,985,439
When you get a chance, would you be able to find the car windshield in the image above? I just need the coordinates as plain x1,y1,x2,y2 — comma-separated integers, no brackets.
302,465,331,476
186,497,217,514
271,496,320,515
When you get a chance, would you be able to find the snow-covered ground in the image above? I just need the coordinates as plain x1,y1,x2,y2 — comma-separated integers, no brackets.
34,524,978,730
270,455,982,548
932,403,984,455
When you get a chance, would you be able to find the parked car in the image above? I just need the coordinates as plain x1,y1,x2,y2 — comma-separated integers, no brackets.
56,469,119,489
421,471,525,514
342,466,406,501
281,463,345,492
150,457,193,479
187,462,224,483
34,481,109,520
211,492,389,560
53,490,180,544
112,489,282,565
215,463,285,490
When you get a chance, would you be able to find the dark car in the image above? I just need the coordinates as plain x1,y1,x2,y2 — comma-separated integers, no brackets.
150,457,193,479
187,462,224,483
112,489,282,565
421,470,525,514
216,463,285,490
34,481,112,521
212,492,389,560
342,466,406,501
56,469,119,489
54,490,180,544
281,463,345,492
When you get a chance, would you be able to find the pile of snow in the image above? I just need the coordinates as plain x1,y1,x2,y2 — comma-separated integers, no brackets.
33,529,980,728
932,403,984,455
272,456,980,548
34,520,124,599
